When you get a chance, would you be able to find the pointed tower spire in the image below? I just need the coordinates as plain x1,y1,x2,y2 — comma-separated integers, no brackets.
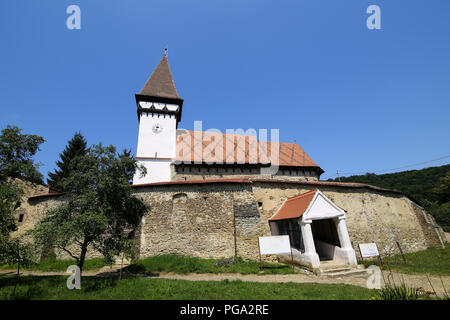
133,53,184,184
138,55,180,99
135,53,184,123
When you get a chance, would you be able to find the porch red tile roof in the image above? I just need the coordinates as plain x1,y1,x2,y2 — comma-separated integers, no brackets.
268,189,318,221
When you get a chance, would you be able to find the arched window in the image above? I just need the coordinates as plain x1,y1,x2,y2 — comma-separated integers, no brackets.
173,193,187,203
172,193,187,213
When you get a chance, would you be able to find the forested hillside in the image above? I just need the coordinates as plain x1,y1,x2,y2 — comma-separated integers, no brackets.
327,164,450,231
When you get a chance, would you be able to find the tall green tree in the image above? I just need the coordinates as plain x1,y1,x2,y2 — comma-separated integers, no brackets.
34,144,147,275
0,125,45,184
47,132,87,191
0,125,42,274
0,183,23,262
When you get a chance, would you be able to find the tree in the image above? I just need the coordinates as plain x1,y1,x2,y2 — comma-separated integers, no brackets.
0,182,23,263
34,144,147,275
47,132,87,191
433,172,450,204
431,172,450,232
327,165,450,231
0,126,43,296
0,125,44,258
0,125,45,184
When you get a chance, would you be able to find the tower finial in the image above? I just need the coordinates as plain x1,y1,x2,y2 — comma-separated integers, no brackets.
164,45,168,57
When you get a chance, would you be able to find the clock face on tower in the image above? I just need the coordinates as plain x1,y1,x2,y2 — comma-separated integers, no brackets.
152,123,163,134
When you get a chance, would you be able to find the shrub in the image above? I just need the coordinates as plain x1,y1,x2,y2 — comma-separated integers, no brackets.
371,284,427,300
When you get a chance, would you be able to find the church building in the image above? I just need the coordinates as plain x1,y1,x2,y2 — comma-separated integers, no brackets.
25,53,446,271
133,53,323,186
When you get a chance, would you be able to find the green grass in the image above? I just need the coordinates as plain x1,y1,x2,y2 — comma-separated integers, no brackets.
359,243,450,276
0,258,110,272
124,254,296,275
0,275,375,300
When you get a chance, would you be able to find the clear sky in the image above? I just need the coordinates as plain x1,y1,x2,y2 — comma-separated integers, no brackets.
1,0,449,181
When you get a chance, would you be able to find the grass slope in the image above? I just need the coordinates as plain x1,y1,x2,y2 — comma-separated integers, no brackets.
0,258,109,272
0,275,375,300
360,244,450,276
124,254,295,275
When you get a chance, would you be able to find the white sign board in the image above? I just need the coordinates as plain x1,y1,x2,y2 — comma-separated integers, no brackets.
258,235,291,255
359,243,380,258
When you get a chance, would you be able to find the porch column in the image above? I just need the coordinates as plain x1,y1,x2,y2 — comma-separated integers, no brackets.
336,217,352,249
300,221,320,268
335,216,357,265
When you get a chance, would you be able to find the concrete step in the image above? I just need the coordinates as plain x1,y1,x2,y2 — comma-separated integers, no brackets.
319,261,352,271
114,256,131,265
322,267,353,274
324,269,368,278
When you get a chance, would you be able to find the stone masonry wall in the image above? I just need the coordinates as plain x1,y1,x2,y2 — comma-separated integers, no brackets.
171,165,319,182
134,181,445,261
18,179,445,263
133,183,245,259
10,179,51,239
251,183,445,258
232,186,264,260
19,193,103,261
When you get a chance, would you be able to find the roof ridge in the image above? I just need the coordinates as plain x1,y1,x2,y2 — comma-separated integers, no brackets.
285,188,318,201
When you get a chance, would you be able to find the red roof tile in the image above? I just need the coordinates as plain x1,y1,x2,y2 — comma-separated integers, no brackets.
269,189,318,221
175,130,320,168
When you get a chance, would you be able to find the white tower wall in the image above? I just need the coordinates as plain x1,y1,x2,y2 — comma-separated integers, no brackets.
133,103,179,184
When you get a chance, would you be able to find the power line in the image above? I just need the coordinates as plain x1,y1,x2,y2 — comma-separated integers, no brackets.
331,154,450,178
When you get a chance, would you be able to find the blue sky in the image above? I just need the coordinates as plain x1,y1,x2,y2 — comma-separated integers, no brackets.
1,0,449,181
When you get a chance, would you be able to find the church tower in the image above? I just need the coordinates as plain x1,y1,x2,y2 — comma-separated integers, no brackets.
133,53,183,184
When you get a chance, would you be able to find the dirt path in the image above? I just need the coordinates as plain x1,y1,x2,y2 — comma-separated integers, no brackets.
152,271,450,295
1,267,449,295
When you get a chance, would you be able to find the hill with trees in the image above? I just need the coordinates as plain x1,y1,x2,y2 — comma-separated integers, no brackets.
327,164,450,231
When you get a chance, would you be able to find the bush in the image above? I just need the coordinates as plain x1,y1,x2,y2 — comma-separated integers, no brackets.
371,284,427,300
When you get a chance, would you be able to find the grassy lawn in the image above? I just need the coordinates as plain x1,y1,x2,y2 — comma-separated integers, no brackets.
0,275,375,300
123,254,296,275
359,243,450,276
3,244,448,277
0,258,110,272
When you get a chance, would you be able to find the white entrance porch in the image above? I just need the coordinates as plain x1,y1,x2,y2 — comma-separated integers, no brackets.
269,189,357,270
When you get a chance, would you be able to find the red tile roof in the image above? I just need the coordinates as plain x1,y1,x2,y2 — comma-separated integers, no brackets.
268,189,318,221
131,177,252,188
28,178,416,204
175,130,320,168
